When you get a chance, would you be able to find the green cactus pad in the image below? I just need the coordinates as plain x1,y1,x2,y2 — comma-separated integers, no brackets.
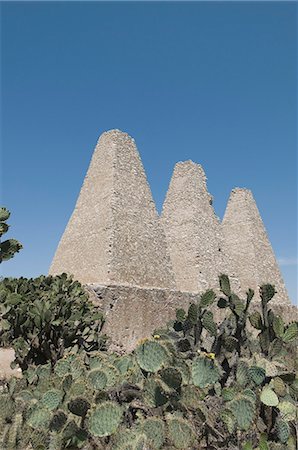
89,355,104,370
272,377,286,397
27,407,51,429
223,336,238,352
88,401,122,437
41,389,63,410
70,359,85,379
222,387,237,402
260,284,276,303
249,366,266,385
242,389,256,402
37,363,51,379
221,409,236,433
276,419,290,444
202,311,217,336
87,369,107,390
102,364,120,387
15,389,34,402
167,416,196,449
278,401,297,421
136,340,170,373
142,418,165,449
249,311,263,330
115,356,134,375
187,303,198,325
236,360,250,386
272,316,284,338
180,385,205,409
0,394,15,421
282,322,298,343
260,386,279,407
62,374,73,392
200,289,216,308
219,275,231,296
69,381,86,397
54,359,71,377
229,398,255,430
49,410,68,431
191,356,220,388
68,397,90,417
159,367,182,390
143,378,168,407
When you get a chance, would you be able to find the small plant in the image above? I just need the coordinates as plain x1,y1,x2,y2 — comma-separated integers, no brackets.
0,207,22,263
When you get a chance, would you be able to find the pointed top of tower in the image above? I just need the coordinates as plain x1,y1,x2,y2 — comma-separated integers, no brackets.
49,129,175,289
222,188,290,303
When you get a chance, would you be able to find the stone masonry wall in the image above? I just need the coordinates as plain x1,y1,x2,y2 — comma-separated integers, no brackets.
88,284,297,351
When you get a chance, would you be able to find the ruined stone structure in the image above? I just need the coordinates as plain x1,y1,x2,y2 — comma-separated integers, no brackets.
222,188,290,304
50,129,294,348
161,161,239,295
50,130,175,289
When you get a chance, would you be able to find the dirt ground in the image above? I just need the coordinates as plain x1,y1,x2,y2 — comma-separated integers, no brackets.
0,348,22,379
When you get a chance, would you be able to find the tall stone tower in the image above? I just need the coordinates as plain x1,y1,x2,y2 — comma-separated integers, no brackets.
161,161,233,293
49,130,175,289
222,188,290,303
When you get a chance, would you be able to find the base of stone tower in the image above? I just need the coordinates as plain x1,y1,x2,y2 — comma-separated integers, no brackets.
87,284,297,352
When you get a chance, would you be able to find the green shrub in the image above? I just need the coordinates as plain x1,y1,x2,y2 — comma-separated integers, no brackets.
0,274,106,369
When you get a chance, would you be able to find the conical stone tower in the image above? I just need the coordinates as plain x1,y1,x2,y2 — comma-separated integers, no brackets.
222,188,290,303
49,130,175,289
161,161,234,293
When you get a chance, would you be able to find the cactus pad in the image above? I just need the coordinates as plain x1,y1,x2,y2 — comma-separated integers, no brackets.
282,323,298,343
68,397,90,417
167,416,196,449
159,367,182,390
41,389,63,410
88,401,123,437
27,407,51,429
54,359,70,377
142,418,165,449
136,340,170,373
49,410,67,431
276,419,290,443
229,398,255,430
260,386,279,407
191,356,220,388
249,366,266,385
87,369,107,390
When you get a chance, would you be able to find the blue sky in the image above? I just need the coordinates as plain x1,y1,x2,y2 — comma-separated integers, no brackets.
1,2,297,303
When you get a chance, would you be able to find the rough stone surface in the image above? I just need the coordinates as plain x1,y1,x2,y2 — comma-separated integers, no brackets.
161,161,239,293
89,284,297,351
50,130,175,289
222,188,290,304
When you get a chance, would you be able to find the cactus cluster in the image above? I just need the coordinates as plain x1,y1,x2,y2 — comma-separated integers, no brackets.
0,274,107,370
0,275,297,449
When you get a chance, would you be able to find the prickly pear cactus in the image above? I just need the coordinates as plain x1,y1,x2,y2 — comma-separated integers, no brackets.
191,356,220,388
135,340,170,373
166,415,196,449
87,402,123,437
